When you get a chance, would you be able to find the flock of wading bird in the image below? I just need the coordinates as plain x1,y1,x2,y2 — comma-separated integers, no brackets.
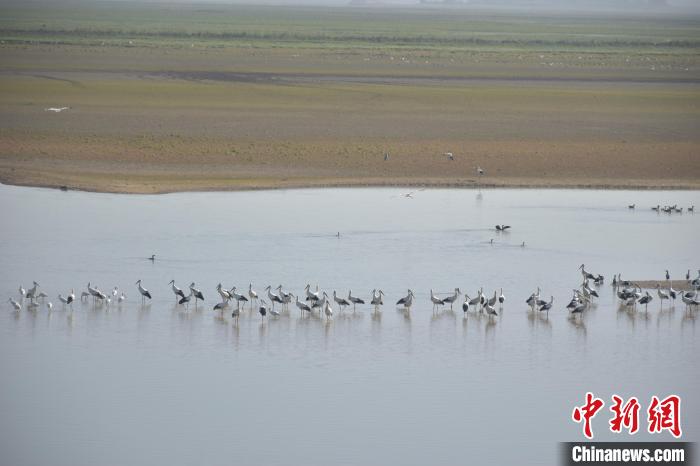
7,266,700,323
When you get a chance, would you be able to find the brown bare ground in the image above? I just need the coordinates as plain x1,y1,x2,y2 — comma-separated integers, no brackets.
0,45,699,193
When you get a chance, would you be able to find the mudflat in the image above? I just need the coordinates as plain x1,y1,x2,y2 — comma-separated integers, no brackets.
0,2,698,193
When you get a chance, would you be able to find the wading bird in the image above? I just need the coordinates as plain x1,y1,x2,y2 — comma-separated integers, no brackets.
538,296,554,314
189,283,204,304
170,280,186,301
442,288,461,310
248,284,258,309
258,300,268,322
638,292,653,311
323,299,333,320
333,291,350,312
295,294,312,315
371,289,384,311
348,290,365,311
265,286,284,311
430,289,445,312
8,298,21,311
136,280,152,303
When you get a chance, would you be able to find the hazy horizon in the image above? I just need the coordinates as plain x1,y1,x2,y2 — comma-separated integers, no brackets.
3,0,700,14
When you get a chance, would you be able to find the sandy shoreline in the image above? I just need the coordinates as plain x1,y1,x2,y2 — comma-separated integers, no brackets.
1,175,698,195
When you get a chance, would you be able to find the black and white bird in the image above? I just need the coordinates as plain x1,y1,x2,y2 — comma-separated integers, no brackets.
484,301,498,319
258,300,268,322
538,296,554,314
442,288,461,310
396,289,414,310
370,289,384,311
498,288,505,306
230,287,249,309
136,280,152,302
169,280,186,301
430,289,445,312
265,285,284,311
295,294,312,315
638,292,653,311
189,283,204,303
348,290,365,311
462,295,470,314
216,283,231,301
495,225,511,231
333,291,350,312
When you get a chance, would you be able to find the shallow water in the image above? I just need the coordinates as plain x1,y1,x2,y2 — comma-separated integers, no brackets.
0,184,698,466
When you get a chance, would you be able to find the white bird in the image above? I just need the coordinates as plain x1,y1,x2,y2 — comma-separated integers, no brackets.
112,287,119,299
476,166,485,176
323,299,333,320
19,285,26,298
462,295,470,314
68,288,75,304
118,292,125,303
443,152,454,160
46,301,53,311
36,291,48,301
248,284,258,308
136,279,152,303
8,298,21,311
656,285,669,307
170,280,186,301
45,106,69,112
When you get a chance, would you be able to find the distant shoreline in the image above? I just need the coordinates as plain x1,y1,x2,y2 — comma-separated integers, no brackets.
1,177,698,195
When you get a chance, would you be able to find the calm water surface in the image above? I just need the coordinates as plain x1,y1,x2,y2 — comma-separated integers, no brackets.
0,184,698,466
